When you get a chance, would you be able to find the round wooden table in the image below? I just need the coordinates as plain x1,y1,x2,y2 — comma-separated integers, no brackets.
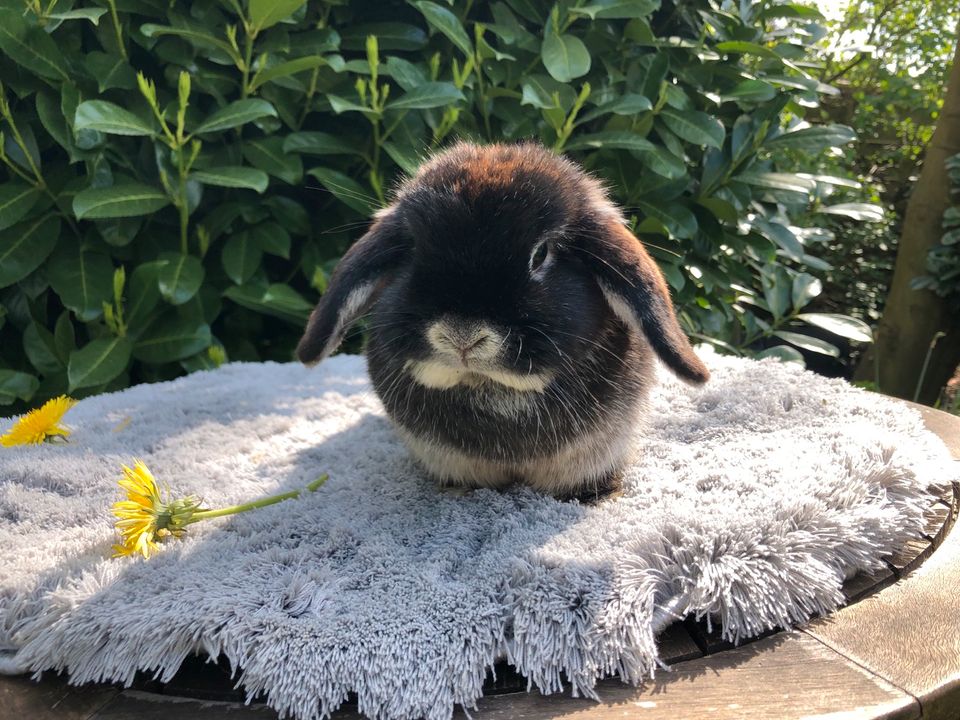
2,404,958,720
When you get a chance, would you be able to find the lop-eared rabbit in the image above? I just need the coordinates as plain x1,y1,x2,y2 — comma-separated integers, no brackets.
297,142,709,499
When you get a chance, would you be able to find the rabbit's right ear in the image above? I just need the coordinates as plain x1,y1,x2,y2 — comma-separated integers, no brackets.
577,219,710,384
296,214,404,365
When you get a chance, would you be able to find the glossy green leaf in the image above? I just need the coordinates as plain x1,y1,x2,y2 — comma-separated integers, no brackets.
773,331,840,357
195,99,278,133
327,94,373,115
249,55,329,92
541,33,591,82
579,93,652,122
283,132,359,156
766,124,856,151
191,167,269,193
54,312,75,363
158,253,205,305
755,345,805,364
388,82,465,110
385,56,428,90
0,370,39,405
756,220,804,261
84,52,137,92
134,315,212,363
125,262,164,331
68,336,133,391
47,8,108,24
0,215,60,288
737,172,816,194
565,131,656,152
73,183,170,219
36,90,76,158
247,222,292,259
47,245,115,322
722,79,777,103
339,23,427,51
632,53,669,101
637,201,697,239
382,141,423,175
0,182,41,232
697,197,738,223
819,203,884,222
75,100,155,136
307,167,375,215
659,107,724,148
791,273,822,309
637,147,687,179
242,137,303,184
411,1,472,56
23,323,65,376
0,8,70,81
801,174,862,189
941,228,960,247
249,0,306,31
760,266,792,321
715,41,780,59
521,79,559,109
139,23,238,59
223,283,313,324
796,313,873,343
569,0,659,19
222,233,264,285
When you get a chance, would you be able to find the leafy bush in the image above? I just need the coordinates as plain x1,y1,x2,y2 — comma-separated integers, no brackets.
913,152,960,308
799,0,959,343
0,0,875,412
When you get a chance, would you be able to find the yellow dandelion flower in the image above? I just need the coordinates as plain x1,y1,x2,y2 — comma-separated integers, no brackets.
111,460,202,559
110,460,330,560
1,396,77,447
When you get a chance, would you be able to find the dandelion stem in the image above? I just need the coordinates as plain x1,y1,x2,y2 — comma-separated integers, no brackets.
188,474,328,522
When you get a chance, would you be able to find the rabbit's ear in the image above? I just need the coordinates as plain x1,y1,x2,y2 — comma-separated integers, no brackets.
578,220,709,384
296,215,404,365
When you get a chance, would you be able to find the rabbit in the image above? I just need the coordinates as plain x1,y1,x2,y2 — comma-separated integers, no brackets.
296,141,709,499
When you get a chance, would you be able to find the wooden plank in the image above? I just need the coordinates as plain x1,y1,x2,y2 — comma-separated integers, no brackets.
907,402,960,459
0,672,118,720
843,566,896,603
484,662,528,696
683,617,734,655
885,537,935,576
14,634,919,720
923,504,952,541
92,690,280,720
656,622,702,664
451,632,917,720
138,654,246,703
803,405,960,720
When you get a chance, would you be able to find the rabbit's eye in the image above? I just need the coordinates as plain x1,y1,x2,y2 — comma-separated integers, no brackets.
529,241,550,274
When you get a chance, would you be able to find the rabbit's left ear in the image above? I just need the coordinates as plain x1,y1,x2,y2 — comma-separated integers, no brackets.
296,213,404,365
578,220,709,384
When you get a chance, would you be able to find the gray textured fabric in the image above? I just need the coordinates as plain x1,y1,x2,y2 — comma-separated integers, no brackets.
0,352,954,720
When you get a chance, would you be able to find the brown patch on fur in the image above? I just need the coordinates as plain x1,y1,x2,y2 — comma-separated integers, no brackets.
398,141,602,217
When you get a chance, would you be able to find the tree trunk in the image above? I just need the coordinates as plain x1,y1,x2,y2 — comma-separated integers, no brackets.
854,27,960,404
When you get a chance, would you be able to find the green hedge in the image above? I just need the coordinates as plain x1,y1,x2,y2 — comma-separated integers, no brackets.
0,0,876,412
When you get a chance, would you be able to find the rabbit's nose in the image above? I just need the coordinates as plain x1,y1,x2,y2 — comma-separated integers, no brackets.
427,321,496,363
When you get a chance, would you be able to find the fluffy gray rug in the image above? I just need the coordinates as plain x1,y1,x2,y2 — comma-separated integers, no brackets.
0,352,955,720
